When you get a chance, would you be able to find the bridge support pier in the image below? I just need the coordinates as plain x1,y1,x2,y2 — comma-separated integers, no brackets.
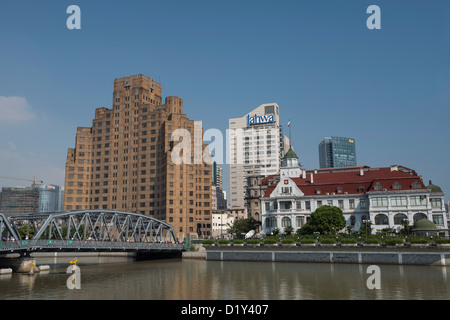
16,257,40,273
0,253,40,273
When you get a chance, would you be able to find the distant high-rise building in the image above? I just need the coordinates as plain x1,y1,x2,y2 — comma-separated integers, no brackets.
212,162,226,210
37,184,61,213
63,74,212,239
228,103,288,208
212,161,223,190
58,188,65,211
319,136,357,168
0,186,39,215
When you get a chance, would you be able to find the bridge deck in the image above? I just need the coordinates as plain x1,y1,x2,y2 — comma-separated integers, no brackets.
0,239,184,254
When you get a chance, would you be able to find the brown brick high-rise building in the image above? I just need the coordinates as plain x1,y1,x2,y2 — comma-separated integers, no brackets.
64,74,212,240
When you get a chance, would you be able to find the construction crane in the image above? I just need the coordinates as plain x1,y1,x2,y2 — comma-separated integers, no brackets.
0,176,43,213
0,176,43,188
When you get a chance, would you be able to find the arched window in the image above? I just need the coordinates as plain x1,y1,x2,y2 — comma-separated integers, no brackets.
412,182,421,189
393,182,402,190
413,213,427,223
374,183,383,191
282,217,291,227
265,217,271,228
375,214,388,225
266,216,277,228
394,213,407,224
271,216,277,228
296,216,304,228
350,215,356,226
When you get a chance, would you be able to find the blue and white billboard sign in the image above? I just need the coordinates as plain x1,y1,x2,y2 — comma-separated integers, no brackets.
247,114,274,126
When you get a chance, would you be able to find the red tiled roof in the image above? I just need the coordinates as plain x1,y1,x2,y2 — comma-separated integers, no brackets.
263,166,426,198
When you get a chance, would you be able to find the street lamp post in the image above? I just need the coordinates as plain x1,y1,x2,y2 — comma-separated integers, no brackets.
363,219,370,238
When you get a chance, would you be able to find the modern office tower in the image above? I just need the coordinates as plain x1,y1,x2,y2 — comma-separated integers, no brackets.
318,136,357,168
37,184,60,213
64,74,212,239
0,186,39,215
211,161,226,210
228,103,288,208
212,161,223,190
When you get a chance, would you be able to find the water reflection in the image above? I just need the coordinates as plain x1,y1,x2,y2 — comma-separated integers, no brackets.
0,257,449,300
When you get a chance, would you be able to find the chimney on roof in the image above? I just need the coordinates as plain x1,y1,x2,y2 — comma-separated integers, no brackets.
360,167,364,176
310,173,314,184
302,170,306,179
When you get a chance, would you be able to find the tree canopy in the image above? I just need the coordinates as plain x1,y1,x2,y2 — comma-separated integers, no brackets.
302,205,346,235
227,217,260,238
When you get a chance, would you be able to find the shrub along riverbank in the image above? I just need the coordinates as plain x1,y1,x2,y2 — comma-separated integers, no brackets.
199,235,450,247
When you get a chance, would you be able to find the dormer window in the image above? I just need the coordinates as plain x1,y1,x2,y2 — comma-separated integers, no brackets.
359,186,365,193
393,182,402,190
412,181,421,189
282,187,292,194
337,187,343,194
316,188,321,195
374,183,383,191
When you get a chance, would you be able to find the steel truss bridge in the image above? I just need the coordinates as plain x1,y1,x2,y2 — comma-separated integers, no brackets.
0,210,184,254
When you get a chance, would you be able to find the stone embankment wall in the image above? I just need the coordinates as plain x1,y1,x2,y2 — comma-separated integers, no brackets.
202,245,450,266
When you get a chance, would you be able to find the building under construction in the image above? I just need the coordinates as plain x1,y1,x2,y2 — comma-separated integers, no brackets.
0,186,39,215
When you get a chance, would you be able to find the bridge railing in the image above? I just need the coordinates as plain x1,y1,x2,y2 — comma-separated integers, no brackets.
0,240,23,252
0,239,184,252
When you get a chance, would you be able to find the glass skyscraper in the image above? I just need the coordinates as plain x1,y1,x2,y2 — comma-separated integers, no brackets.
37,184,61,213
319,137,357,168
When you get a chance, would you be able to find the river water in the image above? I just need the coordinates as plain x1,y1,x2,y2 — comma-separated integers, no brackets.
0,256,449,300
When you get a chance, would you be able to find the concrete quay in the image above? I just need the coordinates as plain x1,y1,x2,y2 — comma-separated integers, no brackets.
203,245,450,266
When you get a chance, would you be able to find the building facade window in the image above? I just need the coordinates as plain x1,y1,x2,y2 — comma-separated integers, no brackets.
413,212,427,222
391,196,407,207
360,199,367,208
281,217,291,227
410,196,427,206
393,182,402,190
305,201,311,210
375,214,388,225
296,216,304,228
412,182,421,189
430,198,442,208
349,199,355,209
433,214,444,225
394,213,407,224
372,197,388,207
374,183,383,191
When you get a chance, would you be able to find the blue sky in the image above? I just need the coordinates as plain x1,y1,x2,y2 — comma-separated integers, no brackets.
0,0,449,202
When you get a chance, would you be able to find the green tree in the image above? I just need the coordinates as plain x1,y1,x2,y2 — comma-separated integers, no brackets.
308,205,346,235
297,223,315,235
18,225,36,239
399,219,412,236
272,227,280,237
227,217,261,238
284,225,294,236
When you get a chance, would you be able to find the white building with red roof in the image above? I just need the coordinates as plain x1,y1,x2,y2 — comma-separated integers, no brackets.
260,148,448,236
